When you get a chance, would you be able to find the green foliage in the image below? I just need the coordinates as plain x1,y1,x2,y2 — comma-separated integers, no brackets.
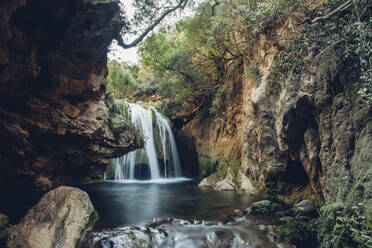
135,0,298,111
266,59,283,95
274,0,372,103
248,200,278,215
217,161,228,179
317,202,372,248
278,219,318,247
343,16,372,103
106,61,137,99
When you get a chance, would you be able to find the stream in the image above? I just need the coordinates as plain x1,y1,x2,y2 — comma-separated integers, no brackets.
80,102,290,247
81,180,291,248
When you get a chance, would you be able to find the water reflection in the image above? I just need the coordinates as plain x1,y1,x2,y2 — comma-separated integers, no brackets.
82,180,262,229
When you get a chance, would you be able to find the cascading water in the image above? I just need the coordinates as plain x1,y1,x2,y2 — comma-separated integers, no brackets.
105,102,183,181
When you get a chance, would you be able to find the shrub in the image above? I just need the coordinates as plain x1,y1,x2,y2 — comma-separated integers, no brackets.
248,200,278,215
317,203,372,248
278,219,318,248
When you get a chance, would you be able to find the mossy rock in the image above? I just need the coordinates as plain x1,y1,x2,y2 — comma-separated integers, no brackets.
247,200,278,216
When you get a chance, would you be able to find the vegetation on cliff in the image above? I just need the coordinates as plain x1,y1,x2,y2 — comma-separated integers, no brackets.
106,0,372,246
109,0,371,110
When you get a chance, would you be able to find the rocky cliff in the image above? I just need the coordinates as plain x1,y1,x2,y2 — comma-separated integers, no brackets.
179,15,371,211
0,0,142,213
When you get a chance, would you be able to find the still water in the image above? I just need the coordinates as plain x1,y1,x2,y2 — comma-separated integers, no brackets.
82,179,263,229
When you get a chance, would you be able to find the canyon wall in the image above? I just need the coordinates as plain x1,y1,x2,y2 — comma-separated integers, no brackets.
179,22,371,211
0,0,142,209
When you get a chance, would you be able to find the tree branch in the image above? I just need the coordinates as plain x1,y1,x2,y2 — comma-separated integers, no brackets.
117,0,188,49
298,0,352,25
211,0,220,16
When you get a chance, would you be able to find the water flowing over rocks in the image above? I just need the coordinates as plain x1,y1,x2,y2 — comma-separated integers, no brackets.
7,186,98,248
105,102,182,180
0,0,142,197
82,217,291,248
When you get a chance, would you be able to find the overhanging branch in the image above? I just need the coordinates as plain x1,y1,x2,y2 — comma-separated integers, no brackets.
298,0,352,25
117,0,188,49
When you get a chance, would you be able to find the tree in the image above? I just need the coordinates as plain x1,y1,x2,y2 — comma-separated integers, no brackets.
117,0,189,49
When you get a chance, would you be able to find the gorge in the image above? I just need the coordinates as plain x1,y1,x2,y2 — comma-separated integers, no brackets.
0,0,371,247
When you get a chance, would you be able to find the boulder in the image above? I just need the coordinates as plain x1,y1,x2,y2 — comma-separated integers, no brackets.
239,171,257,193
199,172,220,187
295,199,317,217
7,186,98,248
215,167,236,191
246,200,278,216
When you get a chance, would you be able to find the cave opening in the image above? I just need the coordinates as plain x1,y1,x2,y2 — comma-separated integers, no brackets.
280,97,320,187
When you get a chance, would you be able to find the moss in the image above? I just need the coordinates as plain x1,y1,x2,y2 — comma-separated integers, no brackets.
86,210,99,230
248,200,278,216
265,59,283,95
74,210,99,248
278,219,318,248
199,155,218,178
151,108,157,127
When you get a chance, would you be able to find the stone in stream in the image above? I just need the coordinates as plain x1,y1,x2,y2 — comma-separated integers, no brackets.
84,217,291,248
246,200,279,216
294,199,317,217
198,172,220,187
7,186,98,248
215,167,237,191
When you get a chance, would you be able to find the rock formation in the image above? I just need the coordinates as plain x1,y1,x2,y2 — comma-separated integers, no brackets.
0,0,142,200
7,186,97,248
179,20,371,211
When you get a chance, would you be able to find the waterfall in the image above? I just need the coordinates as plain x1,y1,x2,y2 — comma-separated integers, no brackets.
105,102,183,181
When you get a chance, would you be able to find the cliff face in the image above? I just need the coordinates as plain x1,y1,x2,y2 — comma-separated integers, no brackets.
0,0,142,197
180,23,371,209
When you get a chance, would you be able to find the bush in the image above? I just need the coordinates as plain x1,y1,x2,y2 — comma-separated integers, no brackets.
317,203,372,248
278,219,318,248
248,200,278,215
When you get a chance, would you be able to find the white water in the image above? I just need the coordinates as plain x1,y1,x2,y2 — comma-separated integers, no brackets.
105,102,183,181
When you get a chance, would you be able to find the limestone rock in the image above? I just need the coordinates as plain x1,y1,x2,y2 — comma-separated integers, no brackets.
295,199,317,216
176,22,372,214
7,186,98,248
199,173,220,187
215,180,236,191
238,170,257,193
215,168,236,191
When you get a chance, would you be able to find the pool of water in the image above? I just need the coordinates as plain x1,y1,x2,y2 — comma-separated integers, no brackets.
81,179,263,229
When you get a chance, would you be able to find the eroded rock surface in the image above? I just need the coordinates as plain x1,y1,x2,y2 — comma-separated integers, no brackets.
180,19,371,212
0,0,142,196
7,186,98,248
